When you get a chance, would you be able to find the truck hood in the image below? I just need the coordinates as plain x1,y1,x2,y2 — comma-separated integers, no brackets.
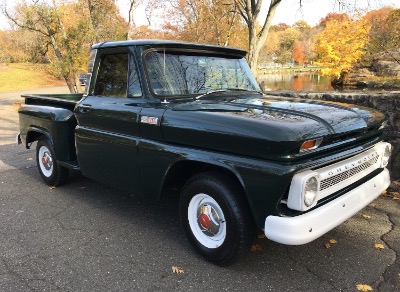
161,95,385,159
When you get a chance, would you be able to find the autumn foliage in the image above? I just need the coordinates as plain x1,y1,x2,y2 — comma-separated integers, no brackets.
313,18,371,78
293,42,306,64
1,0,127,92
1,0,399,87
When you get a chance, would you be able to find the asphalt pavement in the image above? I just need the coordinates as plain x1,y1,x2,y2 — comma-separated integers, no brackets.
0,88,399,291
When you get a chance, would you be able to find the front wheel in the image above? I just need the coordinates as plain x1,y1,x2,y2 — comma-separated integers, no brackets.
180,172,253,266
36,138,69,186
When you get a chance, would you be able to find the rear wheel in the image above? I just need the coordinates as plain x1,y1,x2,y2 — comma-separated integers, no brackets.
180,172,253,266
36,138,68,186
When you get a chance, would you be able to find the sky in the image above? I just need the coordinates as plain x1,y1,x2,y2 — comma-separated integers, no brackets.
118,0,400,27
270,0,400,25
1,0,400,30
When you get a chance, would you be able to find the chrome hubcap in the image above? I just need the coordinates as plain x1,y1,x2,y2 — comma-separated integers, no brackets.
38,145,53,177
41,152,53,171
188,193,226,248
197,203,223,236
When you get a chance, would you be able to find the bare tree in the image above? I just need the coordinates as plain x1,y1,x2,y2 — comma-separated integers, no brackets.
236,0,282,75
127,0,144,39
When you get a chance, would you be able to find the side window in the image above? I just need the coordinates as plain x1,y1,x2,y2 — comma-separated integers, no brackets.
128,55,142,97
94,53,128,97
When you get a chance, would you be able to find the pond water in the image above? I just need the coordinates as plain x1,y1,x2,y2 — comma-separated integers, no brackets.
257,72,334,91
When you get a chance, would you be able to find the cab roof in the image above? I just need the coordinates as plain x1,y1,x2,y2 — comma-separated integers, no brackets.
91,39,247,57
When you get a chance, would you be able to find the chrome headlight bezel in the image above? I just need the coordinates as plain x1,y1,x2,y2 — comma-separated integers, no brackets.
381,143,392,168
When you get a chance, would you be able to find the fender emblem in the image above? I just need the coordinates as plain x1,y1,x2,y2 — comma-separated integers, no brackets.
141,116,159,125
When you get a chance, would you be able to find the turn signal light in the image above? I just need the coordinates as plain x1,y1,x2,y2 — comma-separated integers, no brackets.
300,138,323,153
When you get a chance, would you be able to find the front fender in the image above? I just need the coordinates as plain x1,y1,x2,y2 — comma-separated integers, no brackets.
139,140,246,199
138,139,293,228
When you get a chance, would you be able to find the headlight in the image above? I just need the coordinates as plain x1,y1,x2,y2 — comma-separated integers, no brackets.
304,176,318,207
381,143,392,167
287,171,320,211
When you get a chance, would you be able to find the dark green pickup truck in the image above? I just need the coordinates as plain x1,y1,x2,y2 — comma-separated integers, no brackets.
18,40,392,265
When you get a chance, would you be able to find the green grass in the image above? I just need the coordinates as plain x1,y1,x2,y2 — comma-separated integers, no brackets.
0,63,65,93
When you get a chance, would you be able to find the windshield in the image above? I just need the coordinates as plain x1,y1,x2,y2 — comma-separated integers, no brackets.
144,51,259,98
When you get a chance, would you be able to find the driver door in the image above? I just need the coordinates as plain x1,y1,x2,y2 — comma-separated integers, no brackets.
75,47,144,192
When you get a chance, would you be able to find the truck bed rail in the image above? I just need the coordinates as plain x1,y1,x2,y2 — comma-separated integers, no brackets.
22,93,83,111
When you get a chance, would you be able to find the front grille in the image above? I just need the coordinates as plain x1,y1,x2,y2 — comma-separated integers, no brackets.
286,142,388,212
319,155,379,191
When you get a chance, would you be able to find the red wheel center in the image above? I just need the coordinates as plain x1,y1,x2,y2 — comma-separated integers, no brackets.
199,214,211,230
42,157,47,166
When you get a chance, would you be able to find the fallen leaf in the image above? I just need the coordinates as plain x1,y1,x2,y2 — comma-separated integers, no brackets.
356,284,373,291
325,239,337,248
49,186,56,190
257,232,266,239
389,192,400,200
362,214,371,219
382,191,400,200
172,266,184,274
373,243,384,249
251,244,262,252
26,158,33,161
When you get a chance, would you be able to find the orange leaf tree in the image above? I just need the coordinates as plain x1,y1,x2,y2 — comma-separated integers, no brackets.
364,8,400,55
293,41,305,64
313,17,371,79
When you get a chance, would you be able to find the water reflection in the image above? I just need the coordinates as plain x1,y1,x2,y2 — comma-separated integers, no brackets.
258,72,334,91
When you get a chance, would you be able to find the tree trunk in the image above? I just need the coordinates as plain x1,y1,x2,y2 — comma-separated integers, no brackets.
65,77,77,93
237,0,281,77
49,35,78,93
51,0,78,93
248,26,258,74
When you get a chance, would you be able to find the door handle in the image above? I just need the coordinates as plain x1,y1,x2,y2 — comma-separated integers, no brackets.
78,105,92,113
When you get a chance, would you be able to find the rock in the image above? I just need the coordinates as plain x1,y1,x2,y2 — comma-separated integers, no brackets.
373,60,400,76
340,49,400,89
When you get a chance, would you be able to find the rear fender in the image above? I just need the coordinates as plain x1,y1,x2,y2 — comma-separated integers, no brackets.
18,105,77,161
25,127,52,148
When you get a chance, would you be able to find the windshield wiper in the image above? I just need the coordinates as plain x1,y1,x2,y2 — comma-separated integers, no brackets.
195,90,226,100
195,88,262,100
